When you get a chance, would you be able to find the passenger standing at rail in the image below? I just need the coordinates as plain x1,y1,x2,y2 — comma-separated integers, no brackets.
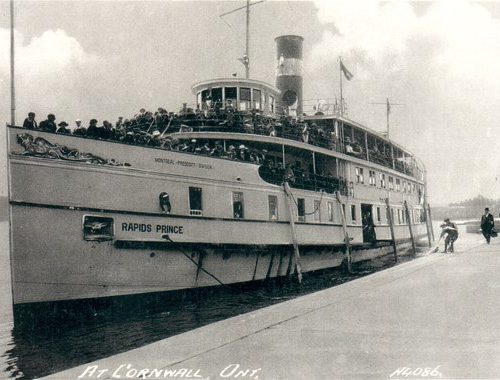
39,114,57,132
22,112,37,129
481,207,495,244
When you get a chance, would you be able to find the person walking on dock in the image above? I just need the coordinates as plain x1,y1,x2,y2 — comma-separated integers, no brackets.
480,208,495,244
440,218,458,253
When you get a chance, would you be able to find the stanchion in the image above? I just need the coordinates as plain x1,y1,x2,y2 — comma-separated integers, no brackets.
336,191,352,273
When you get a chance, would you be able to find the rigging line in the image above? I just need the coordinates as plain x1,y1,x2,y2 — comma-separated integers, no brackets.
163,235,227,287
287,184,325,216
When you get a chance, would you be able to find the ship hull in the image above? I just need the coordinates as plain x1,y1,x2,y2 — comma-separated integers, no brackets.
7,127,429,304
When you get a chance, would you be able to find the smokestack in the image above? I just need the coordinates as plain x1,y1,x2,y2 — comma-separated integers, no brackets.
275,35,304,117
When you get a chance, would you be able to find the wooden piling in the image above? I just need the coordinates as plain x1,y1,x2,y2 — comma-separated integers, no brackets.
284,182,303,283
336,191,352,273
385,198,398,262
427,203,435,241
404,201,416,256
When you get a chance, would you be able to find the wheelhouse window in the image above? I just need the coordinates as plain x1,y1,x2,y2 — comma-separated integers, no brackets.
269,95,275,113
351,205,357,223
314,200,321,222
233,192,244,219
327,201,334,222
268,195,278,221
240,87,251,111
211,87,223,109
225,87,237,109
189,187,203,216
252,89,262,110
297,198,305,222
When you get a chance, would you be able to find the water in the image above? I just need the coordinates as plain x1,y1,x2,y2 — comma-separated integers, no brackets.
0,219,441,379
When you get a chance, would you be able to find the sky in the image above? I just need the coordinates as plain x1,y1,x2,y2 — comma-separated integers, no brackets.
1,0,500,205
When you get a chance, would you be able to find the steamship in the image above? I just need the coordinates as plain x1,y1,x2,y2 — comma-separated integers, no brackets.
6,35,430,305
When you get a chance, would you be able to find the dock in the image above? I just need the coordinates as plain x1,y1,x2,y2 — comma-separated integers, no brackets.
45,235,500,380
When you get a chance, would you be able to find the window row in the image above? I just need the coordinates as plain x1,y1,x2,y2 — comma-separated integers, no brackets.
354,167,423,195
187,187,424,225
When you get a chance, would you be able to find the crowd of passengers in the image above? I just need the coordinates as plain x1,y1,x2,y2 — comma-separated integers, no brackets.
20,105,398,171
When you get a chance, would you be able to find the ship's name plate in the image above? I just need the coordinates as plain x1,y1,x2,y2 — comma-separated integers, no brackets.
121,223,183,234
155,157,213,170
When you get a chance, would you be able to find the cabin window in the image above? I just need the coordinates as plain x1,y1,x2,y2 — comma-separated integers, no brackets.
189,187,203,216
396,178,401,192
233,192,245,219
297,198,305,222
379,173,386,188
240,87,251,111
268,195,278,221
314,200,321,222
252,89,262,110
388,176,394,190
402,209,406,224
351,205,357,223
376,207,381,223
397,209,401,224
355,167,364,184
327,202,334,222
403,181,407,193
369,170,376,186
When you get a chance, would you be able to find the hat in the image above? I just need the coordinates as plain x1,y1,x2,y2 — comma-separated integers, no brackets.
152,130,160,136
444,218,450,222
75,119,81,122
239,144,245,149
485,207,490,211
28,112,35,117
58,121,69,127
48,114,55,119
90,119,98,124
191,139,197,143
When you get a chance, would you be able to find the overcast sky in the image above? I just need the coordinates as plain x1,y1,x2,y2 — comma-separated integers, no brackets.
1,0,500,206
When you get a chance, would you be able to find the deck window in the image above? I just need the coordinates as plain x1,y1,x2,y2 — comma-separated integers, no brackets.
376,207,381,223
397,209,401,224
233,192,245,219
189,187,203,216
388,176,394,190
268,195,278,221
297,198,305,222
369,170,376,186
269,95,275,113
327,202,334,222
379,173,386,188
225,87,237,108
355,167,364,184
314,200,321,222
351,205,357,223
396,178,401,192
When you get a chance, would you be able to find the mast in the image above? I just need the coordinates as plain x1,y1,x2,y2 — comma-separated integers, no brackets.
245,0,250,79
10,0,15,126
339,56,343,116
220,0,263,79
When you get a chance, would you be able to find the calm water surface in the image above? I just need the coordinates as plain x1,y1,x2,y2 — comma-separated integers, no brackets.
0,219,443,379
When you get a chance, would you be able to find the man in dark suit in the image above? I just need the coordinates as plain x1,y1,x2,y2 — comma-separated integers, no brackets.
481,207,495,244
22,112,37,129
39,114,57,132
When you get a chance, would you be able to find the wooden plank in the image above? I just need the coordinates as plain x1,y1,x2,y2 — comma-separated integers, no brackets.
283,182,303,283
404,200,416,256
385,197,398,262
336,191,352,273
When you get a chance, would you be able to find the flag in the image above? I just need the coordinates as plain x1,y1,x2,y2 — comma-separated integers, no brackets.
386,97,391,115
340,60,354,80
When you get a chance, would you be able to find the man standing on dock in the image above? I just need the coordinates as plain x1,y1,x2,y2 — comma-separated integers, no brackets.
440,218,458,253
481,208,495,244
